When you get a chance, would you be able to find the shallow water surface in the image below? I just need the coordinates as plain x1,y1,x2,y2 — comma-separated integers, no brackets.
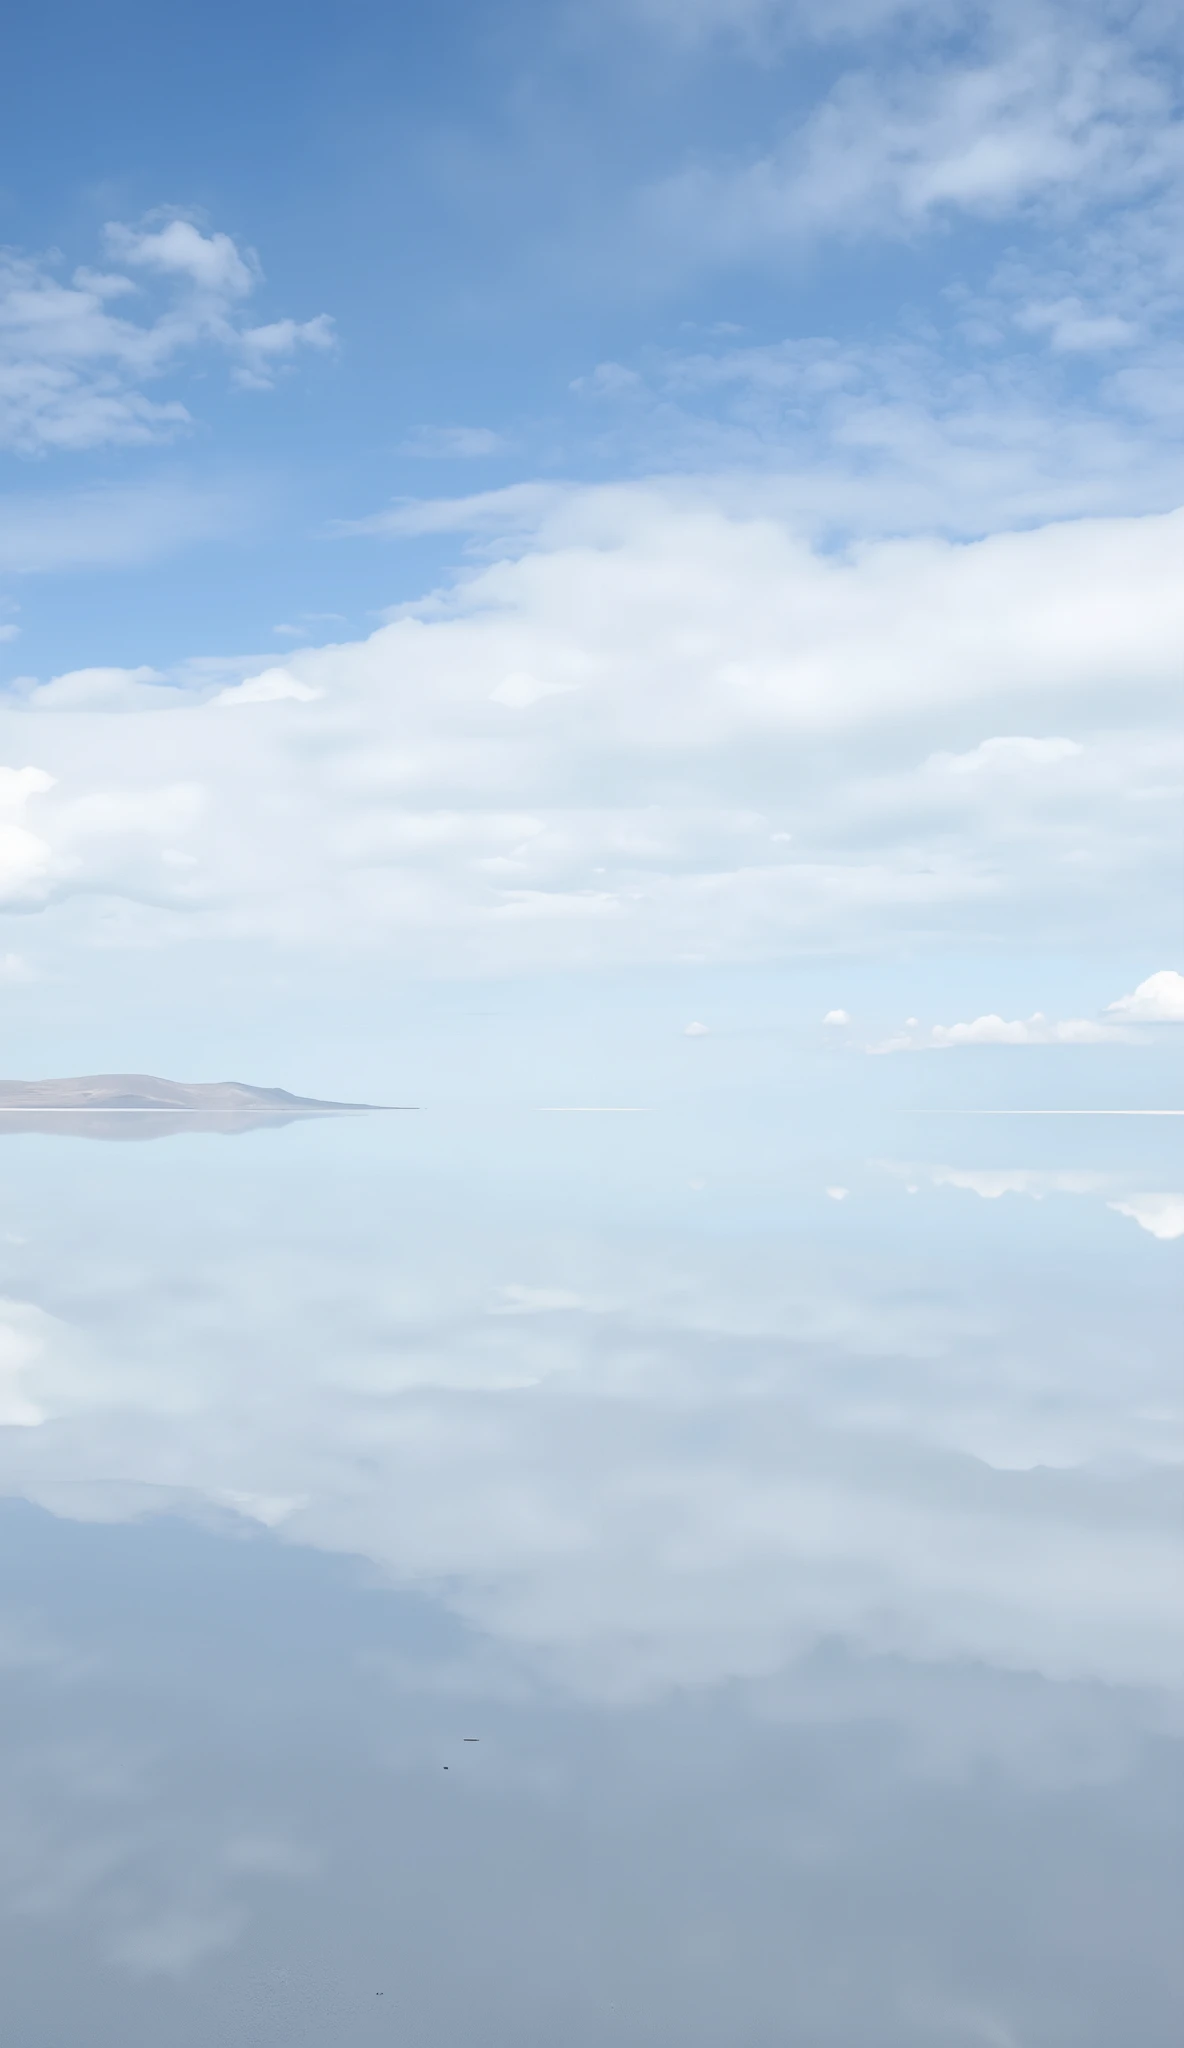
0,1098,1180,2045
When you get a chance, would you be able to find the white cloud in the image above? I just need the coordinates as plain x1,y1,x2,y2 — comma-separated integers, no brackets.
0,486,1179,970
684,1020,710,1035
0,764,54,903
876,963,1184,1048
104,217,257,298
489,1285,600,1315
925,1167,1111,1201
931,736,1082,775
823,1009,849,1025
0,765,55,804
1108,1193,1184,1241
1016,296,1140,354
566,315,1184,540
25,666,170,712
233,314,335,391
489,671,578,709
0,215,333,453
346,480,566,542
879,1012,1126,1050
212,668,321,706
1106,970,1184,1022
601,6,1184,558
932,1014,1118,1047
570,361,645,400
642,8,1183,256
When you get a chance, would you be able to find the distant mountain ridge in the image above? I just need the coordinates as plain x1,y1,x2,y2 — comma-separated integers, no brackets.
0,1075,384,1112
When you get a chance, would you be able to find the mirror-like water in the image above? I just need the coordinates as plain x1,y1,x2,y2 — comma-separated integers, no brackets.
0,1099,1180,2045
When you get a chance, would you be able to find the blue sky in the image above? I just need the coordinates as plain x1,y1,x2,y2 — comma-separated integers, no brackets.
0,0,1182,1090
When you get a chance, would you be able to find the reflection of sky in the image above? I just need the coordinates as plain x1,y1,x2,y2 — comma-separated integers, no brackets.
0,1103,1181,2044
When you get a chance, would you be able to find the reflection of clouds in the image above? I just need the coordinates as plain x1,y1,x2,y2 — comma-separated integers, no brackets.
0,1296,75,1427
0,1143,1178,1703
927,1166,1110,1200
910,1163,1184,1238
488,1283,606,1316
5,1494,1177,2044
0,1722,308,1982
1108,1193,1184,1241
104,1903,245,1977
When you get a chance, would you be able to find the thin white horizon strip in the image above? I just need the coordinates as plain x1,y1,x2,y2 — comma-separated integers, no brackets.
541,1107,649,1114
946,1110,1184,1117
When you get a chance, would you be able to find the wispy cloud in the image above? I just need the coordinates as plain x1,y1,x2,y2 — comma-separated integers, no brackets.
640,4,1184,251
0,481,246,573
399,425,511,459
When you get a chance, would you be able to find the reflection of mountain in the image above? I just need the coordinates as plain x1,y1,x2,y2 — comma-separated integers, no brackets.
0,1110,351,1141
0,1074,397,1139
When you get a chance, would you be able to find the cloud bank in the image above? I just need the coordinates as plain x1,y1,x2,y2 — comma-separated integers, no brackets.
0,487,1180,973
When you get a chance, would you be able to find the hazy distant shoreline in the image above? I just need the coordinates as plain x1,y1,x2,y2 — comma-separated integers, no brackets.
0,1076,408,1138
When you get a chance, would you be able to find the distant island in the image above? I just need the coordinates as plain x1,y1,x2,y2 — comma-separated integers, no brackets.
0,1075,402,1140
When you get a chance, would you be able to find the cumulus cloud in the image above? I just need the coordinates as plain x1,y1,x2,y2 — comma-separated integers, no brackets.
0,215,333,454
928,1013,1120,1047
211,668,321,707
488,671,578,709
874,974,1170,1047
0,486,1179,971
25,667,172,712
103,217,257,298
1106,970,1184,1022
823,1009,850,1025
0,763,54,903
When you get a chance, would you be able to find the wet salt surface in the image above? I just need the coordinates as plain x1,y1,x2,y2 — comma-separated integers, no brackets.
0,1097,1180,2045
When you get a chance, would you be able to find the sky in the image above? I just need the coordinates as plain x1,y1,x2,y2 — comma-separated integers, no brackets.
0,0,1182,1095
